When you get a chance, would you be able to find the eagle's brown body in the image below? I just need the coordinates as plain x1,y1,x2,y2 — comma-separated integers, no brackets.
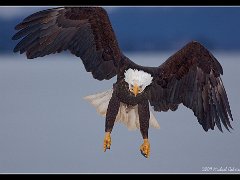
12,7,233,158
107,78,152,138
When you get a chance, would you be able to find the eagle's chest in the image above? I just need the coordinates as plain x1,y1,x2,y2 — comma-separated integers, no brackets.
115,81,148,106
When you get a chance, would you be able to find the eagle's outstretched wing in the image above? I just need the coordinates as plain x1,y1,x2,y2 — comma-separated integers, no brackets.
12,7,123,80
149,41,233,132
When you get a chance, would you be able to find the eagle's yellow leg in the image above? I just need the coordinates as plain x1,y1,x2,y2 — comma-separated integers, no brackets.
103,132,111,152
140,139,150,158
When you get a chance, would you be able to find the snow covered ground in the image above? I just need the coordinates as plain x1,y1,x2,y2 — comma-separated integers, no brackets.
0,52,239,173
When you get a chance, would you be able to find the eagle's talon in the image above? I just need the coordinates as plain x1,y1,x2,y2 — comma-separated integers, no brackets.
140,139,150,158
140,150,147,158
103,132,111,152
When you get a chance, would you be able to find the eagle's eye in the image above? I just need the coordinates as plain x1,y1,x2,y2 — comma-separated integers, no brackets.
139,85,143,91
130,84,134,90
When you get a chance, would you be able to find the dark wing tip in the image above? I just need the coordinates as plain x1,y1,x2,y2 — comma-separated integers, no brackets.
12,32,20,40
15,23,23,30
13,47,19,53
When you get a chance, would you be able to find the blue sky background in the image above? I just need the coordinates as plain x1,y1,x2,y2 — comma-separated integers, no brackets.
2,6,240,53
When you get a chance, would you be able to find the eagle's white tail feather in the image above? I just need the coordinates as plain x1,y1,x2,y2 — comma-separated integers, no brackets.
84,89,160,130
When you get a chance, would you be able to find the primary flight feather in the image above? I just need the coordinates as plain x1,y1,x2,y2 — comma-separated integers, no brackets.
12,7,233,158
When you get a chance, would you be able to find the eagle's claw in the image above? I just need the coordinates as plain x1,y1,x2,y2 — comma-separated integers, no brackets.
103,132,111,152
140,139,150,158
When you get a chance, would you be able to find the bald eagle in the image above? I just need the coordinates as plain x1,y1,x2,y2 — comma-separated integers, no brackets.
12,7,233,158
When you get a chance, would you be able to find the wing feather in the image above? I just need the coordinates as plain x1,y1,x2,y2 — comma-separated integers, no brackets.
149,41,233,132
13,7,124,80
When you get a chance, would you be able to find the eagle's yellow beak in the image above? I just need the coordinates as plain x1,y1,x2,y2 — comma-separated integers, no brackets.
133,84,139,97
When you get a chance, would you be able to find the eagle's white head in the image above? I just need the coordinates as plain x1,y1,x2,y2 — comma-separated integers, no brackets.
124,69,153,97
